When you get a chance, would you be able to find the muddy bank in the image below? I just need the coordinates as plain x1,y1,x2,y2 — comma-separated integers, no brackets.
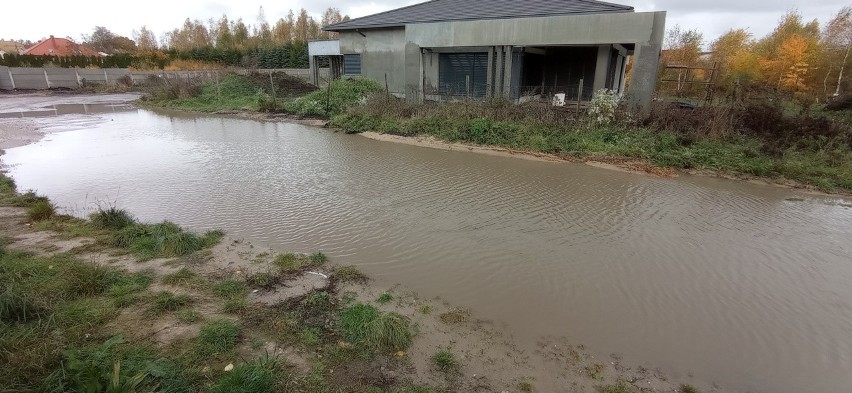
0,118,43,149
357,131,849,196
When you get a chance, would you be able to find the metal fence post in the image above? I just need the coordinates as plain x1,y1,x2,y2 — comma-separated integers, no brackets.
576,78,584,115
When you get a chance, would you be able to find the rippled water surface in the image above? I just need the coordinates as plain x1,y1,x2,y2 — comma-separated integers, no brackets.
5,109,852,393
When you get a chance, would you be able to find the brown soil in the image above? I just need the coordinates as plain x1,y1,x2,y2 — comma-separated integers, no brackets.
243,71,318,97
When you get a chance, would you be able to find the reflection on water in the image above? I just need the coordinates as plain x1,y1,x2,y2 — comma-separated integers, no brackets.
4,109,852,393
0,103,135,118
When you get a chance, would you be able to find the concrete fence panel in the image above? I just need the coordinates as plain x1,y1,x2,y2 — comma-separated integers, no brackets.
44,68,79,89
77,69,108,85
0,66,13,90
0,67,320,90
9,68,51,89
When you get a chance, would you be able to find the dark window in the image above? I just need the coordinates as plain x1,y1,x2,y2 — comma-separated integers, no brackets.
439,52,488,98
343,54,361,76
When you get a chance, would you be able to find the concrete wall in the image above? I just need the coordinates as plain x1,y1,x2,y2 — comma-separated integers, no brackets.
308,40,341,56
404,11,666,113
338,28,407,93
0,66,14,90
0,68,324,90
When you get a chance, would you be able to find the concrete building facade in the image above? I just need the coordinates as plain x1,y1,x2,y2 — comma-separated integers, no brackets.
312,0,665,114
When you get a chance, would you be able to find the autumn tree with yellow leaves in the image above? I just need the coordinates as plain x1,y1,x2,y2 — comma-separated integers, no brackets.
663,8,852,102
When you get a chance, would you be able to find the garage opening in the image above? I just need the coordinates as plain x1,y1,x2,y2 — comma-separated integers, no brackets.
438,52,488,98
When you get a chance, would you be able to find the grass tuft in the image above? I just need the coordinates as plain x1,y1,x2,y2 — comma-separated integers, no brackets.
597,380,635,393
196,319,240,356
176,309,202,324
27,199,55,221
680,384,699,393
431,349,460,374
149,292,192,314
333,265,369,283
161,267,206,289
108,221,223,260
209,357,278,393
213,279,247,299
340,303,413,352
439,308,471,324
377,292,394,304
89,207,136,230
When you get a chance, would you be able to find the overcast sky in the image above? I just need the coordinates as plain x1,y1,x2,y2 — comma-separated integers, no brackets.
1,0,847,46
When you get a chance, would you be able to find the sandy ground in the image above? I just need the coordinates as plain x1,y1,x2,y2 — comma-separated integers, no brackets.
0,118,44,149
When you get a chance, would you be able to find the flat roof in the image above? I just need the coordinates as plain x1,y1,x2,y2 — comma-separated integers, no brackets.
325,0,634,31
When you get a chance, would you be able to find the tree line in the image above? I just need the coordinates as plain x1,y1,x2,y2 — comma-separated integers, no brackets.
0,7,346,70
660,7,852,101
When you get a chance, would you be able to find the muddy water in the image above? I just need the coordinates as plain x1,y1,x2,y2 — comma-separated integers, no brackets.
4,106,852,393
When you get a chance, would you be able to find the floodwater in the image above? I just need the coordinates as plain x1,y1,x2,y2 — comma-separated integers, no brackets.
3,102,852,393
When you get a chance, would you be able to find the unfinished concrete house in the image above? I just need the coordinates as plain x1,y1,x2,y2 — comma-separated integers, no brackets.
309,0,665,113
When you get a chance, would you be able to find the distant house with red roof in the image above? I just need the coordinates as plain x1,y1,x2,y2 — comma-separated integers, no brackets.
23,36,101,57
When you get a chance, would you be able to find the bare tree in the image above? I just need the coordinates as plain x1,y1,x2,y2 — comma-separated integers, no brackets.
824,6,852,96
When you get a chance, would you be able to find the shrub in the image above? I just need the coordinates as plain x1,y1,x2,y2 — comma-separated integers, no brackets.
588,89,619,125
27,200,55,221
285,77,383,117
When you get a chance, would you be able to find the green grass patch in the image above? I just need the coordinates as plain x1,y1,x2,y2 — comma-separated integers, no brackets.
0,246,183,390
89,207,136,230
209,357,278,393
196,319,240,356
300,327,322,346
339,303,413,352
213,279,247,299
109,221,223,260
